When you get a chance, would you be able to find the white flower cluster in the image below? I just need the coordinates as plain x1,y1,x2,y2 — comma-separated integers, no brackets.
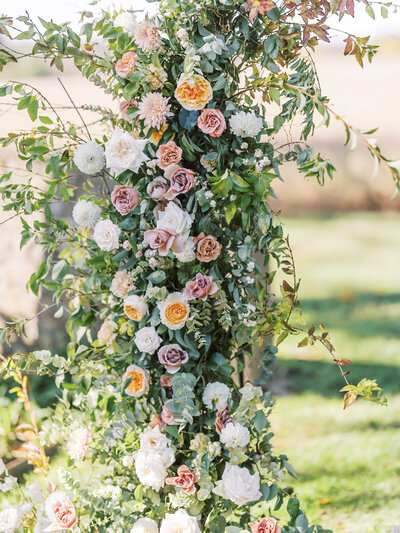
93,484,122,500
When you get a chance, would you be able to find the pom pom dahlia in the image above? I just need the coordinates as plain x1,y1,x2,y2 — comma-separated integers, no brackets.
72,199,101,227
73,141,105,175
229,111,263,138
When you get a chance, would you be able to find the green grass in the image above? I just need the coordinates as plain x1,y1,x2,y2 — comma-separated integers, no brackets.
271,212,400,532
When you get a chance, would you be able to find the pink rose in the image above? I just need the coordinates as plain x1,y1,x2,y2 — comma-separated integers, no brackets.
194,233,222,262
249,518,282,533
143,228,185,256
164,164,195,200
161,400,177,425
158,344,189,374
156,140,183,169
184,273,218,301
147,177,169,201
111,185,139,215
115,51,137,78
45,491,77,531
160,375,173,388
119,99,138,123
197,108,226,137
166,465,200,495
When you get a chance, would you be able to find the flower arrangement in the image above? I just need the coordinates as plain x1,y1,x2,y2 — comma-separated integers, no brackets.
0,0,396,531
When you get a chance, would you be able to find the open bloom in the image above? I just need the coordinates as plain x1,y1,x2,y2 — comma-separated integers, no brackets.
124,295,149,321
175,74,213,111
134,451,169,491
66,427,92,461
110,270,134,298
147,177,169,201
73,141,105,175
44,491,77,531
123,365,150,397
139,426,170,454
135,326,162,354
0,507,21,533
229,111,263,138
72,199,101,227
130,518,159,533
143,228,185,256
158,292,190,330
213,464,261,506
194,233,222,262
220,422,250,449
105,128,148,176
248,517,282,533
202,382,231,410
134,21,161,52
111,185,139,215
93,219,120,251
97,320,116,345
164,165,195,200
157,202,192,240
138,93,173,130
158,344,188,374
156,141,183,169
115,51,137,78
160,509,201,533
197,108,226,137
184,273,218,301
166,465,200,494
174,238,195,263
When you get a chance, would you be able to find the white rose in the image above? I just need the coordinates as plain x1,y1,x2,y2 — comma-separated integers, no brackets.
160,509,201,533
93,219,120,251
115,12,137,34
220,423,250,449
156,202,192,239
213,463,261,506
130,517,158,533
202,382,231,410
72,199,101,227
135,451,168,492
173,238,195,263
105,127,149,176
0,507,21,532
134,327,162,354
139,426,170,454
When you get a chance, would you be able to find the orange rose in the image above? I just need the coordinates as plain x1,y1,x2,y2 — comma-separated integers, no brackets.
175,74,213,111
194,233,222,262
159,292,190,330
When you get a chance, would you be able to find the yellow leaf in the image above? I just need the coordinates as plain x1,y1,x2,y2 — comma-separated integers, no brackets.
317,498,332,505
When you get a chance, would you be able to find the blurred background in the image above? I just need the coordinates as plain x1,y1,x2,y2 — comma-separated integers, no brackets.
0,1,399,531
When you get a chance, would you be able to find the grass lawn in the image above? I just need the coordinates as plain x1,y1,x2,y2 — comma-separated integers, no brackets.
271,212,400,532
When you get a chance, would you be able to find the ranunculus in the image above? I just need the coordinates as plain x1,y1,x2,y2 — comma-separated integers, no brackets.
147,177,169,201
197,108,226,137
158,292,190,330
110,270,134,298
215,406,233,433
166,465,200,495
66,427,92,461
124,295,149,321
158,344,188,374
157,202,192,240
248,517,282,533
0,507,21,533
135,326,162,354
130,517,159,533
120,99,138,123
184,273,218,301
175,74,213,111
93,219,121,251
160,509,201,533
97,320,116,345
111,185,139,215
44,491,77,531
156,141,183,170
164,165,195,200
123,364,150,397
213,464,261,506
115,51,137,78
194,233,222,262
143,228,185,256
105,128,148,176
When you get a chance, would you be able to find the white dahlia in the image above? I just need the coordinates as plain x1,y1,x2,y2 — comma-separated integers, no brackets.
105,128,148,176
220,422,250,448
73,141,105,175
229,111,263,138
72,199,101,227
202,382,231,410
138,93,173,130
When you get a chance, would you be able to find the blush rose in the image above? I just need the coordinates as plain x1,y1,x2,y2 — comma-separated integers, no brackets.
197,108,227,137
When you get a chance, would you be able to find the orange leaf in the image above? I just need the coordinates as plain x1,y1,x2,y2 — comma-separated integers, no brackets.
317,498,332,505
343,391,357,409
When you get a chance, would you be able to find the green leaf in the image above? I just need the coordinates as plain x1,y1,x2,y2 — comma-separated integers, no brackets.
27,97,38,121
295,513,309,533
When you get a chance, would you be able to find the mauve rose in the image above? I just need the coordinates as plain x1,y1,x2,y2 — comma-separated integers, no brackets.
166,465,200,495
156,140,183,169
249,518,282,533
184,273,218,301
115,51,137,78
215,406,233,433
164,164,195,200
161,400,176,425
119,99,138,123
143,228,185,256
158,344,189,374
194,233,222,262
147,177,169,201
197,108,226,137
111,185,139,215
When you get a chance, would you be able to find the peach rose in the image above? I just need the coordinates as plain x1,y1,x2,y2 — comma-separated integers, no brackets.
111,185,139,215
119,99,138,123
160,375,173,388
149,413,164,428
194,233,222,262
197,108,226,137
158,292,190,330
175,74,213,111
249,518,282,533
164,164,195,200
115,51,137,78
123,365,150,397
166,465,200,495
143,228,185,256
156,140,183,169
215,406,233,433
158,344,189,374
184,273,218,301
147,177,169,201
45,491,77,531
